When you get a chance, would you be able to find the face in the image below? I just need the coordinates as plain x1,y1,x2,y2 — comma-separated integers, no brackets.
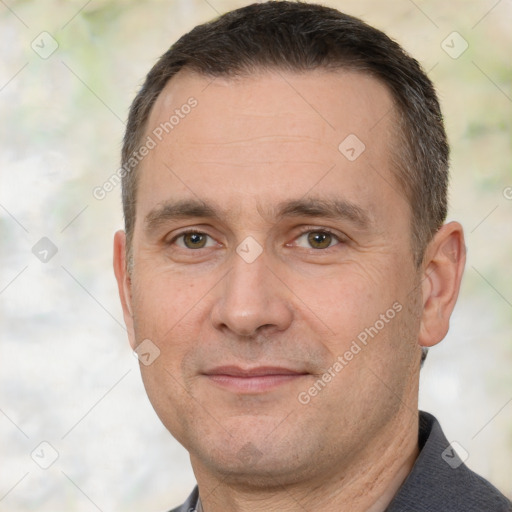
116,69,426,487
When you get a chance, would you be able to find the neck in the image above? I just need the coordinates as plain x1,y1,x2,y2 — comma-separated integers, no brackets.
192,407,420,512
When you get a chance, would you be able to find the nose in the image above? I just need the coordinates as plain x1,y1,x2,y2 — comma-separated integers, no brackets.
210,244,293,338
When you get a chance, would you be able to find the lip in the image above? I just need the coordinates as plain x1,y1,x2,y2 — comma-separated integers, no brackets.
203,366,308,393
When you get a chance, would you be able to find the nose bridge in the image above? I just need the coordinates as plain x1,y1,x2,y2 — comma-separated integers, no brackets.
230,247,271,301
212,243,292,337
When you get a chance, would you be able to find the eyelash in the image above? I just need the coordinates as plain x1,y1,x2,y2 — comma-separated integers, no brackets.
169,229,215,247
289,227,345,250
168,227,345,251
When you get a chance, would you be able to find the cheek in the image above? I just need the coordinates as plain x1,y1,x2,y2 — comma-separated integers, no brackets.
138,358,196,447
288,260,402,343
130,274,203,435
132,269,203,329
130,273,209,386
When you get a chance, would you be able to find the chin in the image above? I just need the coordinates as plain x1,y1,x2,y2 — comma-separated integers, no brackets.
186,419,320,488
199,448,311,490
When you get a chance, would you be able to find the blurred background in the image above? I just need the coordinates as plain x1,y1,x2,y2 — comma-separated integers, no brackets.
0,0,510,510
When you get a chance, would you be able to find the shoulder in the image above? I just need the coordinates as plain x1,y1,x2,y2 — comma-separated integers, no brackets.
166,486,199,512
386,411,512,512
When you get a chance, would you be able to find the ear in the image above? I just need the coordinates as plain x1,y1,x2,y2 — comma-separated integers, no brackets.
113,230,137,350
418,221,466,348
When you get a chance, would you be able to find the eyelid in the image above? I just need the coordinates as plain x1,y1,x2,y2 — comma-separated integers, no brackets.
167,228,219,248
165,226,348,250
289,227,347,249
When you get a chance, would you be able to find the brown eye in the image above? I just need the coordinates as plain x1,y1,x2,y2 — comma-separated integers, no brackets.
182,232,208,249
307,231,333,249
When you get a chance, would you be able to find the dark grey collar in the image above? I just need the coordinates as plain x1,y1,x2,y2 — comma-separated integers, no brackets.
385,411,511,511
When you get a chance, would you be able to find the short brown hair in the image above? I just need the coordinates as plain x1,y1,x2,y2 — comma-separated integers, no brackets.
122,1,449,266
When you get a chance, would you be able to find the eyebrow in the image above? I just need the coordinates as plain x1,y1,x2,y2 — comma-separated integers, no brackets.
144,199,220,233
144,196,373,234
273,197,372,229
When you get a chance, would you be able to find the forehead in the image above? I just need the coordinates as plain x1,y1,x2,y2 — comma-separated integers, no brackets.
147,68,396,145
138,68,406,225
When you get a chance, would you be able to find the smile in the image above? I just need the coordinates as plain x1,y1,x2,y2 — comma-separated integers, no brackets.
203,366,309,393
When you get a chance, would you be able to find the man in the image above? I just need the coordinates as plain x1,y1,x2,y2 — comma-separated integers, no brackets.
113,2,511,511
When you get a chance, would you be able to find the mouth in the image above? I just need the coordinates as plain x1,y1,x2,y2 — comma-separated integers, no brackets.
202,366,309,393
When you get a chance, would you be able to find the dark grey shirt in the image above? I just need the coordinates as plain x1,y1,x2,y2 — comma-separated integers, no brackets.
169,411,511,512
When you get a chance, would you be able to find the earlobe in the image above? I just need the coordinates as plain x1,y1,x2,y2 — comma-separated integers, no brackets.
418,222,466,348
113,230,137,349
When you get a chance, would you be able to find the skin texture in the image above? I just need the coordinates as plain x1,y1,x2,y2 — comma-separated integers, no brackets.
113,69,466,511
